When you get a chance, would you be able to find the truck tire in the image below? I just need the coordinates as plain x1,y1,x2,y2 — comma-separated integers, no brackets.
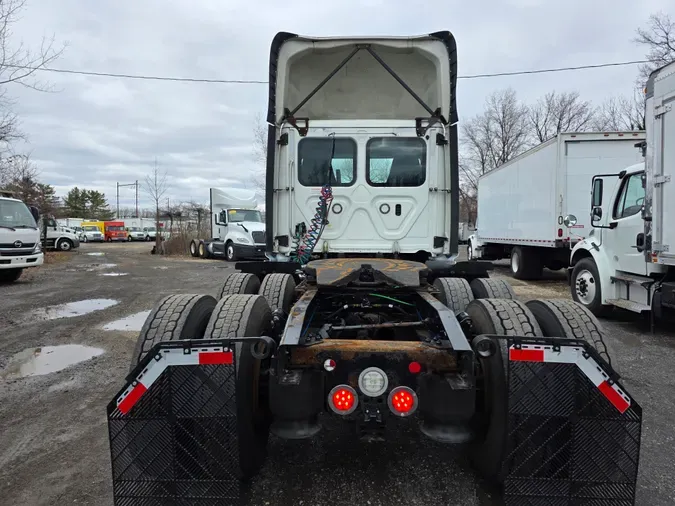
219,272,261,298
189,239,198,257
57,238,73,251
433,277,474,313
510,246,542,280
525,299,611,366
570,257,609,316
465,298,543,483
204,294,273,479
0,268,23,282
470,278,516,300
130,294,217,370
225,240,237,262
198,240,210,259
259,273,296,313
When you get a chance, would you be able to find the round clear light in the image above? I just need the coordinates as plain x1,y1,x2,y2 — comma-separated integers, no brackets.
358,367,388,397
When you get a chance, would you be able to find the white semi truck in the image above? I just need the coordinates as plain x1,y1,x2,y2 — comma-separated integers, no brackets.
189,188,266,261
0,192,43,282
569,61,675,318
468,131,646,279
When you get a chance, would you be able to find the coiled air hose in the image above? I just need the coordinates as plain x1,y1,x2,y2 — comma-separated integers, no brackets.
291,184,333,265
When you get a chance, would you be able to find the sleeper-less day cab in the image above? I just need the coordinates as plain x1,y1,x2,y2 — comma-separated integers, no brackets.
0,194,43,282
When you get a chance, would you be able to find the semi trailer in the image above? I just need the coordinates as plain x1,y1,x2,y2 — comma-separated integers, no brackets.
569,60,675,319
108,31,642,506
468,131,646,279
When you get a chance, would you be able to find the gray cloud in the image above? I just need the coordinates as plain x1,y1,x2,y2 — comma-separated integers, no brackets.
6,0,674,210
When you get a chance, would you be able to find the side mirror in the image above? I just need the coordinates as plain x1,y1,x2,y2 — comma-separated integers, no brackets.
591,207,602,221
29,206,39,222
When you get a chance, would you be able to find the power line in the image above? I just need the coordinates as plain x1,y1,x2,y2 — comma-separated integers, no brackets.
4,58,652,84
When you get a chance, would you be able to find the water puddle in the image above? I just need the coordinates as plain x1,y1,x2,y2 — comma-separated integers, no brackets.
87,252,105,256
102,310,151,331
153,266,168,270
85,263,117,271
1,345,104,380
100,272,128,277
30,299,119,321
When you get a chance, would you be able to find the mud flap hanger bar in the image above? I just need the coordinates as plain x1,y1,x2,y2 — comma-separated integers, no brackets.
123,336,276,384
281,44,446,136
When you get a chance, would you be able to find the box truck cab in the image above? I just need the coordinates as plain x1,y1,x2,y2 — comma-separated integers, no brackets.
0,193,43,282
104,221,127,242
265,32,458,263
40,217,81,251
569,61,675,317
80,222,105,242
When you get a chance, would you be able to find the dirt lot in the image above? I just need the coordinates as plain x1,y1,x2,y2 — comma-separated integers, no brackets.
0,243,674,506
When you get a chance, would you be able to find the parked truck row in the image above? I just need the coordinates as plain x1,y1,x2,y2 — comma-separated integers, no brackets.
469,59,675,320
57,218,165,243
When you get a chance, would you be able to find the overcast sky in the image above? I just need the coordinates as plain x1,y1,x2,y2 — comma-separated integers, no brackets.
9,0,674,211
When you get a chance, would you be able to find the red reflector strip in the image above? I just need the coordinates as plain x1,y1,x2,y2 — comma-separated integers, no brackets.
509,348,544,362
598,381,630,414
118,383,147,415
199,351,233,365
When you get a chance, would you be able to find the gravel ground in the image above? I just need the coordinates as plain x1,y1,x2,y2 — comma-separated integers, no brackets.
0,243,673,506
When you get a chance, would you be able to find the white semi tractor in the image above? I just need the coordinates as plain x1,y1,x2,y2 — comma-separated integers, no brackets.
0,192,43,282
189,188,266,261
468,131,646,279
569,60,675,318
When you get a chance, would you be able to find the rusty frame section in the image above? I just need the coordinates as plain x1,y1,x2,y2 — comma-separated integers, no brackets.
289,339,457,370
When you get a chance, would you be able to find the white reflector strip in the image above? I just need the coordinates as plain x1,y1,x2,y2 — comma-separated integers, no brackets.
509,343,631,414
116,345,233,415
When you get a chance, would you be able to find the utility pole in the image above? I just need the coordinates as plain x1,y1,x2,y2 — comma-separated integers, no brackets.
117,181,140,218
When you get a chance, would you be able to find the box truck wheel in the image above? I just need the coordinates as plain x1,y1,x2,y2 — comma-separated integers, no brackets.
510,246,542,280
570,258,609,317
204,294,274,479
470,278,516,300
57,238,73,251
219,272,261,298
433,277,474,313
0,268,23,283
259,273,296,313
525,299,611,365
130,294,217,369
465,298,543,483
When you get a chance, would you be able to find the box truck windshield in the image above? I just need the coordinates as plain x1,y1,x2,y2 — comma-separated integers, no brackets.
0,199,38,229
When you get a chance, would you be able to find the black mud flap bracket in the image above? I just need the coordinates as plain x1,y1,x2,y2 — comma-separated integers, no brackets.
500,336,642,506
107,338,270,506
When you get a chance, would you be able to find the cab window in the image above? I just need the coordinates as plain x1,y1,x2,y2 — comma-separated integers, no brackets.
613,173,645,219
366,137,426,187
298,138,355,187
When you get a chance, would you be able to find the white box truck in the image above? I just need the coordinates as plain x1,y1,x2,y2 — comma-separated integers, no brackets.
0,192,43,282
569,61,675,318
468,131,646,279
189,188,266,261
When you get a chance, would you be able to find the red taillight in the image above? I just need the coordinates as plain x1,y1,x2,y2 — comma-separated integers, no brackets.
558,228,563,237
328,385,358,415
408,361,421,374
388,386,418,417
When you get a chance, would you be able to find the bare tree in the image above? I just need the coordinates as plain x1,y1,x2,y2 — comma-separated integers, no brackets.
528,91,595,142
252,113,267,192
144,159,168,252
593,90,646,132
0,0,65,151
635,12,675,83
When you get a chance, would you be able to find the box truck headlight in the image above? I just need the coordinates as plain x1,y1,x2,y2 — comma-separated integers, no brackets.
32,242,42,254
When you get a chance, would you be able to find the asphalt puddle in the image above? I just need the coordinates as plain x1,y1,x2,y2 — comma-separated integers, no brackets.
1,345,104,379
86,252,105,256
100,272,128,277
30,299,119,321
102,310,151,331
85,263,117,271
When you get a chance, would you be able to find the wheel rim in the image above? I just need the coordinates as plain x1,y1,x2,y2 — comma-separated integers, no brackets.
61,241,70,251
227,245,234,259
575,269,597,305
468,245,472,260
199,244,204,256
190,242,195,254
511,251,520,273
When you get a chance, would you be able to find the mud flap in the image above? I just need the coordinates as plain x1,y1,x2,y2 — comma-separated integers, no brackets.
107,339,240,505
502,337,642,506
